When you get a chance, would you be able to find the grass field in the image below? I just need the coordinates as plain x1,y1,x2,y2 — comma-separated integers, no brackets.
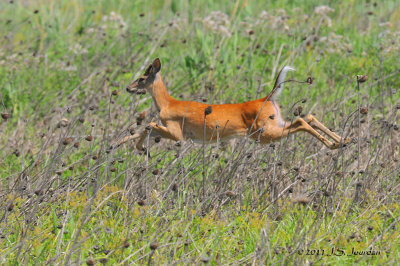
1,0,399,264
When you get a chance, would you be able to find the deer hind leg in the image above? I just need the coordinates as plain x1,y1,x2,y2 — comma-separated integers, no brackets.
281,117,337,149
136,121,183,150
303,114,351,148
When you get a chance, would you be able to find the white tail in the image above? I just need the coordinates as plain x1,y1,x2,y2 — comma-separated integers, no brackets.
271,66,295,100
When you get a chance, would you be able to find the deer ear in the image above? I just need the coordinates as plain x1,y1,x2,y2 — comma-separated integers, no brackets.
152,58,161,74
144,64,153,76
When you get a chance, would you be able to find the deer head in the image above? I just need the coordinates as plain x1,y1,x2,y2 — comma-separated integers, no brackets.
126,58,162,94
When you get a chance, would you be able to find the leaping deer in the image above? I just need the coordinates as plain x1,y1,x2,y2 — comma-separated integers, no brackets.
116,58,350,151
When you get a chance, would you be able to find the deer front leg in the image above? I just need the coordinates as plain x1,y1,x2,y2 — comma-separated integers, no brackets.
136,121,183,150
111,133,140,149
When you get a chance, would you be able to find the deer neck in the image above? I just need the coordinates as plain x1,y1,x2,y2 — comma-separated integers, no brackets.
148,73,173,110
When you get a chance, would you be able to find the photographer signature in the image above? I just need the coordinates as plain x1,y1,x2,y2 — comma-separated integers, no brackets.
275,246,382,256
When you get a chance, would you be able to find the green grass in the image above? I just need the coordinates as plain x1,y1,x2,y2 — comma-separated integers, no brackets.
1,0,399,264
3,186,400,264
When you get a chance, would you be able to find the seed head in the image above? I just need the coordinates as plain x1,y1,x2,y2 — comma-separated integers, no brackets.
85,135,93,141
59,118,69,127
137,111,146,121
123,240,130,248
292,194,311,205
13,149,20,157
204,106,212,116
112,89,119,96
293,106,303,116
269,143,275,148
137,199,145,206
225,191,235,197
357,75,368,83
1,113,10,120
150,242,159,250
200,256,210,263
7,201,14,211
360,107,368,115
63,137,72,145
85,259,95,266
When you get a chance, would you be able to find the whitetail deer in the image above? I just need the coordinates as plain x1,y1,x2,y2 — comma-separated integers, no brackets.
116,58,350,151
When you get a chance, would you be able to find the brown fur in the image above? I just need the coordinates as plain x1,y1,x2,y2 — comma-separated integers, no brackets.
118,58,350,150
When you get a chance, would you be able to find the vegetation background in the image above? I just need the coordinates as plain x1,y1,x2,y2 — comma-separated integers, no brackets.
0,0,399,264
